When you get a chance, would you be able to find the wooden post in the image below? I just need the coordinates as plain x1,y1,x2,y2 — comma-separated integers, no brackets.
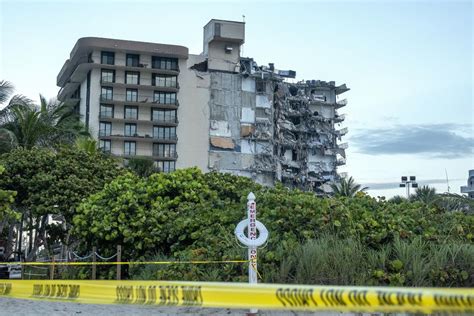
92,246,97,280
116,245,121,280
50,257,55,280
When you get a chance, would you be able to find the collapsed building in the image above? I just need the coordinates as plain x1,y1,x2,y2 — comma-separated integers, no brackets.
57,18,349,195
206,55,349,195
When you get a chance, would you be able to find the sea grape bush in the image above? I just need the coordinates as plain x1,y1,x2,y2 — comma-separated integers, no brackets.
73,168,473,285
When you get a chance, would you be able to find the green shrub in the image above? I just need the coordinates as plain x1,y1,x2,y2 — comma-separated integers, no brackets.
72,168,473,284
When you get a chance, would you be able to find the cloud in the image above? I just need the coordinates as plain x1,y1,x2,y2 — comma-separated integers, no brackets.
350,123,473,158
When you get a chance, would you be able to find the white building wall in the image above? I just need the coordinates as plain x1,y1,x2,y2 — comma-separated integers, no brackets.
175,54,210,171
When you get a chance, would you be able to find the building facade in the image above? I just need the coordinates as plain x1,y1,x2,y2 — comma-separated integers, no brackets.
57,19,349,194
460,170,474,198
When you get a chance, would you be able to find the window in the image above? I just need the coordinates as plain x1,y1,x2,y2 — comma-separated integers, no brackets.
153,126,176,140
100,104,114,118
151,109,176,122
124,106,138,119
126,54,139,67
153,143,176,158
125,71,140,85
99,140,111,153
256,79,265,93
124,141,136,155
101,87,113,101
124,123,137,136
99,121,111,137
152,57,178,70
101,69,115,83
126,89,138,102
156,161,176,173
152,74,177,87
101,51,115,65
153,92,176,104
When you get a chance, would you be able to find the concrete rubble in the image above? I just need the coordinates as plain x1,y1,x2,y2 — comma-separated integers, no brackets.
201,56,349,195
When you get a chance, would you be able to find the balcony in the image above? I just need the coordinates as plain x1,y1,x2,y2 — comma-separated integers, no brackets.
57,55,96,87
98,115,179,126
337,142,349,149
335,99,348,109
334,114,345,123
99,94,179,108
98,133,178,143
152,152,178,160
336,158,346,166
101,81,179,92
335,127,348,137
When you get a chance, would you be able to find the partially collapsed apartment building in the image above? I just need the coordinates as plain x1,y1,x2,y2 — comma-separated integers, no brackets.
57,19,349,194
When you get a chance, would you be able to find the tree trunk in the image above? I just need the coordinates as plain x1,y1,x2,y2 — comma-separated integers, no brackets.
5,222,16,259
26,215,48,261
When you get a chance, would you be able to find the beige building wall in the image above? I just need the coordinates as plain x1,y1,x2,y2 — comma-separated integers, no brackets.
176,54,210,171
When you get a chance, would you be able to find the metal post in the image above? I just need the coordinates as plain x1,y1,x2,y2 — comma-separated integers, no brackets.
116,245,121,280
50,256,55,280
92,246,97,280
247,192,258,315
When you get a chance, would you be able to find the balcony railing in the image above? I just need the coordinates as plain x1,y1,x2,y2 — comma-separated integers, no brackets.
152,135,178,141
99,93,179,106
98,130,111,137
152,152,178,159
98,133,178,141
336,99,348,108
335,127,348,136
336,158,346,166
151,118,179,124
334,114,346,122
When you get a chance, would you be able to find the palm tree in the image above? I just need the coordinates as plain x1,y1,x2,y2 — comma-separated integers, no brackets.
0,80,32,123
410,185,438,205
75,137,99,154
331,176,368,197
0,93,88,152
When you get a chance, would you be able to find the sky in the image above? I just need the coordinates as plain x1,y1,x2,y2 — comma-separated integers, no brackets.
0,0,472,198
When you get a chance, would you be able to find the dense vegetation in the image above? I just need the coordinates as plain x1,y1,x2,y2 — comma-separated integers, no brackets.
0,147,122,260
72,168,474,286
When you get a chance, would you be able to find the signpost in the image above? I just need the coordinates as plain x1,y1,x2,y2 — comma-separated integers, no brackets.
234,192,268,315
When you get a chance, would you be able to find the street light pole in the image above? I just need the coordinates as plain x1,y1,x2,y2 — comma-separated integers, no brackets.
400,176,418,199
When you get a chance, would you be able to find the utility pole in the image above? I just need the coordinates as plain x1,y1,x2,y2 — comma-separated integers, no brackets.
400,176,418,199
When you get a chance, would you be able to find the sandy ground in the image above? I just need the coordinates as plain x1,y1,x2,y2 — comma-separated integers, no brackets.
0,298,364,315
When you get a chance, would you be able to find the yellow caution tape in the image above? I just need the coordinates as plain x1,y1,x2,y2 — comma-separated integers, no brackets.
0,260,248,266
0,280,472,313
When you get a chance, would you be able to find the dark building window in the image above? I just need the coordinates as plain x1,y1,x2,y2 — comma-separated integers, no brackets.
152,74,177,87
101,87,113,101
101,69,115,83
156,160,176,173
151,109,176,122
99,121,112,137
152,57,178,70
124,123,137,136
124,106,138,119
124,141,136,155
99,140,111,153
101,51,115,65
126,89,138,102
153,91,176,104
126,54,139,67
153,126,176,139
256,79,265,93
71,86,81,99
153,143,176,158
99,104,114,118
125,71,140,85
